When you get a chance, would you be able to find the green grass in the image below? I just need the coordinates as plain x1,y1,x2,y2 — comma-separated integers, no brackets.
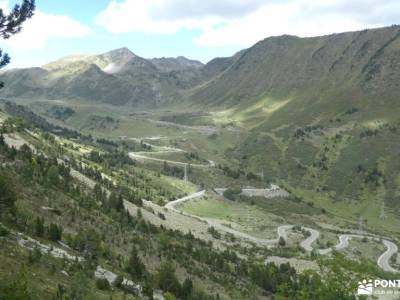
11,99,400,240
342,238,386,261
182,197,285,239
160,112,215,126
141,151,208,165
43,104,400,240
250,197,322,218
315,231,342,249
290,185,400,239
0,232,136,300
161,175,198,194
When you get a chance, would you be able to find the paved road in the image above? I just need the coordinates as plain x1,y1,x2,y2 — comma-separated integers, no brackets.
128,135,399,273
214,187,289,198
164,190,206,211
128,135,215,169
57,133,400,274
378,240,399,273
317,234,366,255
10,129,398,273
165,195,324,251
165,190,400,273
134,149,185,155
315,234,399,273
164,191,292,247
129,152,213,168
142,118,218,136
277,225,294,241
300,228,320,252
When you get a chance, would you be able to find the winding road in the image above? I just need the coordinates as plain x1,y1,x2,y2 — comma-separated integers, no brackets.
164,190,206,211
6,131,398,274
129,152,213,168
128,140,215,168
300,228,320,252
165,190,400,273
378,240,399,273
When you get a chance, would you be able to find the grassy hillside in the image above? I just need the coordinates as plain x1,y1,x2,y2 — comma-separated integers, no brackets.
2,25,400,240
0,111,271,299
180,26,400,230
191,26,400,111
2,108,387,300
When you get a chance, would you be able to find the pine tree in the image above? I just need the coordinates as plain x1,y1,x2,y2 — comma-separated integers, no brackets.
126,246,145,280
106,191,117,212
0,1,35,88
181,278,193,300
156,261,181,297
0,172,16,217
142,277,154,300
115,193,124,211
108,192,124,211
48,223,62,241
34,216,44,237
46,165,60,187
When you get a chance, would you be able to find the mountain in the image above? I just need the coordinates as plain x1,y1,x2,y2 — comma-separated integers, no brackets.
1,25,400,208
0,48,207,106
5,25,400,112
200,55,240,80
187,25,400,209
150,56,203,72
3,25,400,110
191,26,400,112
0,105,272,300
43,48,139,75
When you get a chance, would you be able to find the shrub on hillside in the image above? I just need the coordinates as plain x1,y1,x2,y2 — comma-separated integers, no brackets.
0,172,17,218
96,278,110,291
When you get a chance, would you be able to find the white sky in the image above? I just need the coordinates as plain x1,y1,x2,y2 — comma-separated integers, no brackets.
1,0,399,67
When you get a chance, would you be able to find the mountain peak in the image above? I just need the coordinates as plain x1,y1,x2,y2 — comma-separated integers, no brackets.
102,47,136,60
100,47,138,74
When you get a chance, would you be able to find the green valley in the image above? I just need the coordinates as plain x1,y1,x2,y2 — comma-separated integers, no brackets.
1,15,400,300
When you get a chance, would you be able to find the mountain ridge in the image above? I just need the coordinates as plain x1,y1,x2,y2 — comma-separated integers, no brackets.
0,48,214,106
190,25,400,110
1,25,400,114
1,27,400,292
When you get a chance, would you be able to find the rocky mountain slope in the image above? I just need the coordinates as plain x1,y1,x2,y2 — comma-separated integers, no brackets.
192,25,400,113
0,48,208,106
1,25,400,213
136,24,400,215
3,25,400,113
190,25,400,212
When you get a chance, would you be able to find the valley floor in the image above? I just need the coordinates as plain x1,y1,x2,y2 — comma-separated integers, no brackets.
2,100,400,299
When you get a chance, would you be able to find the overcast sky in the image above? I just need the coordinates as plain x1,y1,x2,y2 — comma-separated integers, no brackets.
1,0,399,68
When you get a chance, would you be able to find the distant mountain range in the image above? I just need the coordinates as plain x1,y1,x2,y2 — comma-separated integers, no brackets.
1,25,400,212
0,47,220,106
2,25,400,113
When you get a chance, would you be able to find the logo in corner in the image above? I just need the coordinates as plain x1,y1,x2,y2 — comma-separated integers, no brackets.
357,279,374,295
